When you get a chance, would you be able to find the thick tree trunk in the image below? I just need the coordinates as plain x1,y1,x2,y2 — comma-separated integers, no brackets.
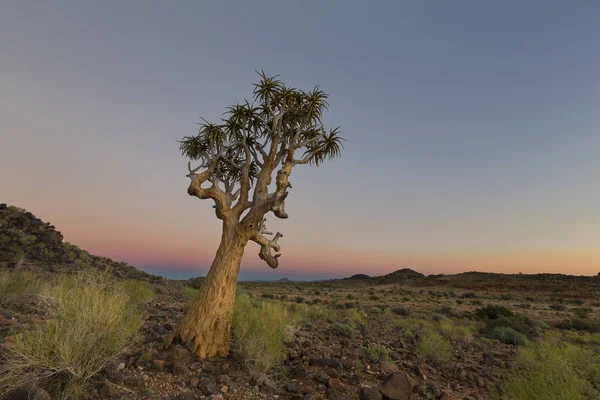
167,226,247,359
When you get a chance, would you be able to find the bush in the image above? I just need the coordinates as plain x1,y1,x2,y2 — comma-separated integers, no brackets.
391,307,410,316
494,341,600,399
122,280,154,305
462,292,476,298
261,293,275,299
550,303,567,311
417,331,452,364
0,272,144,398
438,320,477,343
360,344,391,363
558,318,599,333
0,268,41,309
303,304,335,323
346,308,367,328
491,327,528,346
333,323,356,338
369,307,384,314
232,294,294,375
475,305,514,320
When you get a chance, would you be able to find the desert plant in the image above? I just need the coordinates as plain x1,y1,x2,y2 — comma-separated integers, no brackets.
438,320,477,343
232,293,294,375
491,327,529,346
333,323,356,338
169,73,344,358
493,341,600,399
360,344,391,363
0,272,144,398
0,268,41,309
417,331,452,364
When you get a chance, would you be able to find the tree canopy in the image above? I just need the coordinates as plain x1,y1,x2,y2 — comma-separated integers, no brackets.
178,72,344,268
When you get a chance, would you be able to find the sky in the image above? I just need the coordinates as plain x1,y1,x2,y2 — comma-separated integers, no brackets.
1,1,600,280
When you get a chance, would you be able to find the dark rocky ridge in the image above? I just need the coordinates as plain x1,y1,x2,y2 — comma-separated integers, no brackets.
0,203,155,281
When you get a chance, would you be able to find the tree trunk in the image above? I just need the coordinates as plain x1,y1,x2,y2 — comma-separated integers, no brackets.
167,226,247,359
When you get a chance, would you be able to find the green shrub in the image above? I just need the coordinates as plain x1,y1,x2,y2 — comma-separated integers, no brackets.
232,294,294,375
261,293,275,299
491,327,528,346
462,292,476,298
369,307,384,314
550,303,567,311
438,320,477,343
417,331,452,364
180,286,197,302
122,280,154,305
0,272,143,398
391,307,410,316
346,308,367,328
475,305,514,320
0,268,41,308
558,318,599,333
303,304,335,323
494,341,600,399
360,344,391,363
333,323,356,338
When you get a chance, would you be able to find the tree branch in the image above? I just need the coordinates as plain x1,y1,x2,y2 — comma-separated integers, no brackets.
186,161,231,220
250,219,282,269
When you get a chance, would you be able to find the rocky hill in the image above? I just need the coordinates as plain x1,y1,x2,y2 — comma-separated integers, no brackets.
0,203,154,281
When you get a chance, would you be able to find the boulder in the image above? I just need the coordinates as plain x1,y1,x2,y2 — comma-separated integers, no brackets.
379,371,413,400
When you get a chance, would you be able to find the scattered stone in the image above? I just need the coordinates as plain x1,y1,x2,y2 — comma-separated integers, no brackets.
190,377,200,388
359,387,383,400
220,385,228,393
151,359,166,371
98,382,118,398
286,382,300,393
380,360,400,375
379,371,413,400
309,358,342,370
327,378,345,392
106,370,124,385
173,392,199,400
171,361,189,375
189,361,203,371
314,371,330,384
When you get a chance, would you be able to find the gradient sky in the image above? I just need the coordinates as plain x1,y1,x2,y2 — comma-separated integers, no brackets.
2,1,600,280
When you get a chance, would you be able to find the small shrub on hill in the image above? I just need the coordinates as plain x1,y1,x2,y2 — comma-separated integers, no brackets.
417,331,452,365
333,323,356,338
360,344,391,363
232,293,295,375
493,341,600,399
0,271,144,398
491,327,528,346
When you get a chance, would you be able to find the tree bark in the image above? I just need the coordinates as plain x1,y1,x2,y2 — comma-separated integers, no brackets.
167,224,247,359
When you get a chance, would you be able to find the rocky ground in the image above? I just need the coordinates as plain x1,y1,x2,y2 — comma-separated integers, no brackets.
4,272,599,400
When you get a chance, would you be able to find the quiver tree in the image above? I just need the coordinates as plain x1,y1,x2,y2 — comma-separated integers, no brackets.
167,72,344,358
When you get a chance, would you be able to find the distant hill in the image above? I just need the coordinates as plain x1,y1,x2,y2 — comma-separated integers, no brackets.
0,203,154,281
338,268,424,283
347,274,371,280
278,277,292,283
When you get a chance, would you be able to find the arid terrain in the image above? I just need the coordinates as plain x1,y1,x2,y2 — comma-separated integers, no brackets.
1,204,599,400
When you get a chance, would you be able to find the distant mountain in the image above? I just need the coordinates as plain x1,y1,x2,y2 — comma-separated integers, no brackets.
0,203,154,281
347,274,371,280
278,277,292,283
376,268,425,283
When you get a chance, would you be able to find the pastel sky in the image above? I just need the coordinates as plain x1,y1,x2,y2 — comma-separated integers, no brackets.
2,1,600,280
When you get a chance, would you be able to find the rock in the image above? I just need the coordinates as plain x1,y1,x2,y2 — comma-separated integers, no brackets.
326,388,344,400
206,396,223,400
151,359,166,371
171,361,188,375
250,372,267,387
217,375,229,385
309,358,342,370
172,344,190,359
412,383,426,395
327,378,345,392
98,382,118,398
379,371,413,400
438,393,458,400
189,361,202,371
190,377,200,388
4,387,50,400
291,368,308,378
313,371,330,384
220,385,228,393
198,377,219,396
411,364,427,381
106,370,124,385
359,387,383,400
379,360,400,375
124,377,141,388
173,392,199,400
286,382,300,393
